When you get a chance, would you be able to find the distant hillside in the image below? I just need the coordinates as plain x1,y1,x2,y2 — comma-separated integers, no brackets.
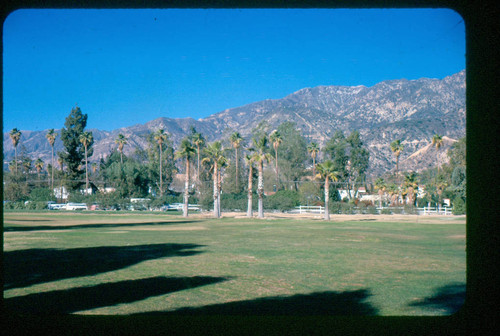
3,70,465,176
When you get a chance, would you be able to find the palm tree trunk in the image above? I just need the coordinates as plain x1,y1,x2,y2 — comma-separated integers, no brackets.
218,169,222,216
312,156,316,179
51,145,54,191
85,145,89,195
213,163,219,218
15,146,18,174
258,161,264,219
275,147,279,190
197,145,200,183
159,144,163,196
324,177,330,220
235,147,239,189
183,159,190,217
247,165,253,218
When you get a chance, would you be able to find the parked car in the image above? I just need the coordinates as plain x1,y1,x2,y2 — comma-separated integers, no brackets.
66,203,88,211
48,203,67,210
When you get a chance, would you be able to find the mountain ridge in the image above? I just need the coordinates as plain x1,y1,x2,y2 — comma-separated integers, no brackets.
3,70,465,176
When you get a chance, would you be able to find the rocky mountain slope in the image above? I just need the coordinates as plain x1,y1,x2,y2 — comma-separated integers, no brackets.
3,70,465,176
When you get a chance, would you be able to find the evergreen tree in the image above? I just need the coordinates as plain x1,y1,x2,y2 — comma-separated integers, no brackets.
60,106,91,191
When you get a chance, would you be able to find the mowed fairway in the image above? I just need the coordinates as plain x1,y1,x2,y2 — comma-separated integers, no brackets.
3,211,466,316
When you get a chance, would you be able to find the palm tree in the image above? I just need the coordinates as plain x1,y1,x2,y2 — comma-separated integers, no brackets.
9,128,22,174
202,141,227,218
153,129,169,196
386,183,398,206
79,131,93,195
269,130,283,190
435,180,448,211
432,134,444,175
229,132,244,190
374,177,387,209
34,158,45,181
115,133,128,164
402,172,418,206
315,160,340,221
175,138,197,217
45,129,57,190
250,135,272,219
22,157,32,178
390,139,404,177
307,142,320,178
244,153,255,218
191,132,205,183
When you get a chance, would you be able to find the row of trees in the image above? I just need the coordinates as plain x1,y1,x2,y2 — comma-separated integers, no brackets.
5,106,466,218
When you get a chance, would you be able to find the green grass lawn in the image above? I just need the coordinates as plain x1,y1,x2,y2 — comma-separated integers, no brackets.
3,211,466,316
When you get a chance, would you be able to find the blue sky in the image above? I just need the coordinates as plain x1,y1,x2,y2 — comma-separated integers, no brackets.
2,8,465,132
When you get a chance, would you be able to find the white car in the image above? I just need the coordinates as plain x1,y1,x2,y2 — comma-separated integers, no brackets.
65,203,88,211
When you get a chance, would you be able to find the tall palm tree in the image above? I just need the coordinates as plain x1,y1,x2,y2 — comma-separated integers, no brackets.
115,133,128,164
229,132,244,189
9,128,22,174
45,129,57,190
269,130,283,190
250,135,272,219
191,132,205,183
374,177,387,209
432,134,444,175
244,153,255,218
79,131,93,195
315,160,340,221
153,129,169,196
34,158,45,181
307,142,320,178
202,141,227,218
175,139,197,217
390,139,404,177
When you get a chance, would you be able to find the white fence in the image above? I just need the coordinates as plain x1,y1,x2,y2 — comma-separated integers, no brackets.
289,205,453,215
291,205,325,214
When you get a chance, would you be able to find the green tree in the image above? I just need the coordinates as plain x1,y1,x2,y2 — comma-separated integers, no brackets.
324,130,349,180
307,142,320,178
45,129,57,190
175,138,196,217
60,106,91,192
276,122,307,191
9,128,22,174
115,133,128,164
153,129,169,196
250,135,272,218
315,160,340,221
229,132,244,190
346,130,370,198
79,131,94,195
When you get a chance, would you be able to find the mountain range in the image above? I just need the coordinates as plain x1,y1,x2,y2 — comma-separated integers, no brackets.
3,70,465,176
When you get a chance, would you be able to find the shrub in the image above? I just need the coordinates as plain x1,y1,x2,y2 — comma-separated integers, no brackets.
29,188,56,202
381,208,392,215
367,205,379,215
403,204,418,214
265,190,300,212
452,197,466,215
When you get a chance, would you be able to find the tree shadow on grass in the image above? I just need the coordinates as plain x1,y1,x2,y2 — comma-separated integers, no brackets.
135,289,378,316
409,283,466,314
4,276,232,314
4,243,205,290
4,220,199,232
